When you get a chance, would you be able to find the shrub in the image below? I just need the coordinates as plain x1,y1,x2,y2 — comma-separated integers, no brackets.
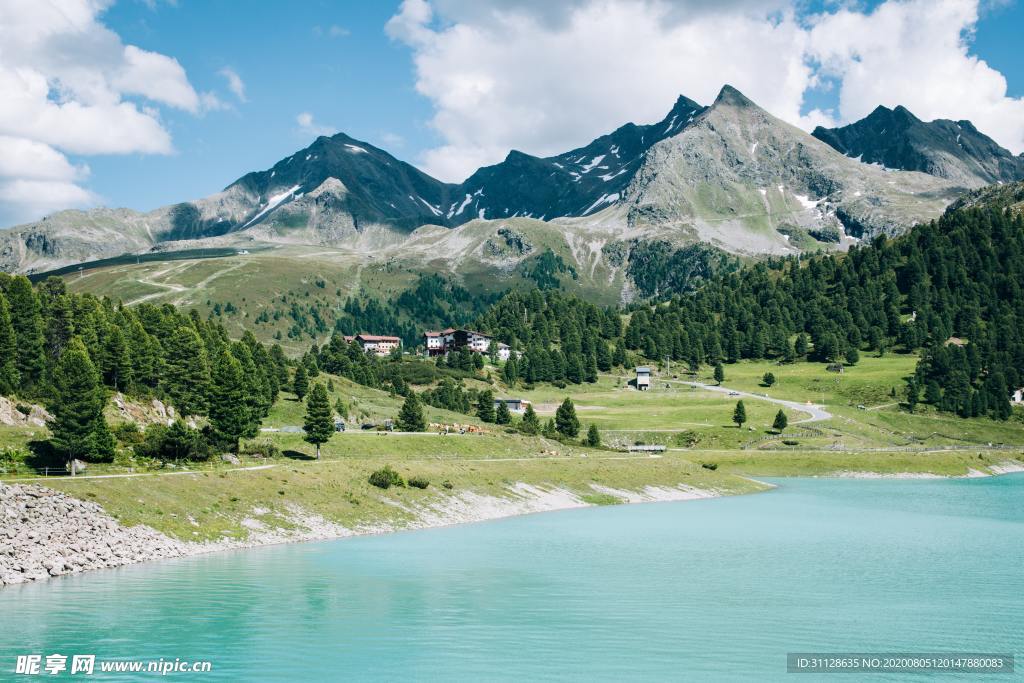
240,438,281,459
407,475,430,489
441,479,454,490
0,446,28,474
368,465,405,489
782,439,800,446
15,403,32,416
112,421,143,445
135,421,210,461
700,462,718,471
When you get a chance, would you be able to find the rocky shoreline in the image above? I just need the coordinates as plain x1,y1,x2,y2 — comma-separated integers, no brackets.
0,480,724,588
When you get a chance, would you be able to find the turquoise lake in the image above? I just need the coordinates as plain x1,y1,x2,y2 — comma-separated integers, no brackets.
2,475,1022,681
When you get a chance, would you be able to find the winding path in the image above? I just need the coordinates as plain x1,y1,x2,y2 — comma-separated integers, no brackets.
669,380,833,423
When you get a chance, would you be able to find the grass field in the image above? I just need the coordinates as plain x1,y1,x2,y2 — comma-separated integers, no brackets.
3,356,1022,543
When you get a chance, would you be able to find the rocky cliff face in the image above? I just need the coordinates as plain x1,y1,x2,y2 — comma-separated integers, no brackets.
813,105,1024,188
621,86,959,249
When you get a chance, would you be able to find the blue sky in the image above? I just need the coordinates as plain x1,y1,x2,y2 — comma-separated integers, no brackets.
1,0,1022,226
91,1,437,212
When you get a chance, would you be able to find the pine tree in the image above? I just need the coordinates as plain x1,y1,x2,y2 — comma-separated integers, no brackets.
555,397,580,438
48,338,112,463
542,418,557,438
585,424,601,447
905,377,920,413
477,389,496,422
596,340,612,372
584,352,598,383
0,292,19,394
520,403,540,435
795,333,809,357
5,275,45,390
303,383,334,458
612,342,626,368
495,400,511,424
396,392,426,432
208,349,248,452
502,358,518,386
101,324,133,392
732,400,747,428
163,326,210,416
762,372,775,387
773,409,788,433
713,363,725,385
293,364,309,400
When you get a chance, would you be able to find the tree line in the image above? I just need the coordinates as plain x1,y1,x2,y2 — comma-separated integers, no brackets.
0,274,288,463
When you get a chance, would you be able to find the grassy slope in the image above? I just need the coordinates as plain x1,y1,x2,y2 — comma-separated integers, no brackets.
63,219,628,352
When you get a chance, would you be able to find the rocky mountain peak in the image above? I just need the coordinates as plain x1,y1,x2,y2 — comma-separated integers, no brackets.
712,84,757,109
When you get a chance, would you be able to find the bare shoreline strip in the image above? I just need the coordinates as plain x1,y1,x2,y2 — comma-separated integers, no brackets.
0,480,728,588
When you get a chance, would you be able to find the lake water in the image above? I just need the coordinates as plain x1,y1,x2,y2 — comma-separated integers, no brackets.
2,475,1022,681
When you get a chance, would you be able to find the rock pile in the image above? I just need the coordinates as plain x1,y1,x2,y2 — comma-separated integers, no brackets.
0,483,186,586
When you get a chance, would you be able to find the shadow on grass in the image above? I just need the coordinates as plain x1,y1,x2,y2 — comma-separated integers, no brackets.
282,449,315,461
25,439,65,471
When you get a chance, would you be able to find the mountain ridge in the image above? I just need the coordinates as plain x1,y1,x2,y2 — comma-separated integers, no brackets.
0,85,970,274
812,105,1024,187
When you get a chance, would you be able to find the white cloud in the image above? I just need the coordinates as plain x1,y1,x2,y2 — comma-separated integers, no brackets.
0,0,209,224
115,45,200,111
296,112,337,138
218,67,247,102
0,135,97,225
388,0,1024,182
387,0,817,181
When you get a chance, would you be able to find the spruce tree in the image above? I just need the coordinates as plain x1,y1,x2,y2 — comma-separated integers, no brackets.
163,326,210,416
101,324,133,392
520,403,540,435
773,409,788,433
303,383,334,458
762,372,776,387
293,364,309,400
585,424,601,447
5,275,45,390
48,338,111,463
502,358,518,386
596,340,612,372
584,352,598,383
542,418,557,438
396,392,426,432
713,363,725,385
477,389,496,422
732,400,747,428
0,292,18,394
555,397,580,438
495,400,511,424
795,333,809,357
208,349,248,452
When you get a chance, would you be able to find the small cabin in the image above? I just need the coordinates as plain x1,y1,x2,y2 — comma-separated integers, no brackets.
635,366,651,391
494,398,531,413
